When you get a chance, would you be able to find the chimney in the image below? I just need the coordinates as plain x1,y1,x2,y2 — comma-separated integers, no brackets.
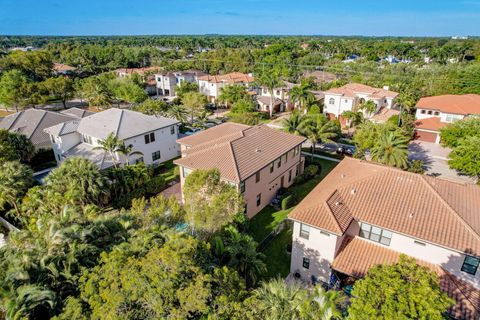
383,85,390,91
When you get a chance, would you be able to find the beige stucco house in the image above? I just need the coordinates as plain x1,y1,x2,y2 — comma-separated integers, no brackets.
289,157,480,319
198,72,255,103
174,122,306,218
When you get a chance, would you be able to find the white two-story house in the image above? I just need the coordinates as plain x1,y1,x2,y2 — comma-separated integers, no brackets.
323,83,398,126
414,94,480,143
44,108,180,169
155,70,206,97
198,72,255,103
289,157,480,319
256,81,295,114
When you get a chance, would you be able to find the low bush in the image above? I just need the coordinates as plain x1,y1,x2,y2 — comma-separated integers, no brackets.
304,164,319,178
281,195,295,210
145,175,166,195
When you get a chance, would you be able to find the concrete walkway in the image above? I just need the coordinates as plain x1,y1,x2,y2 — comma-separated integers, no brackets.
160,182,182,202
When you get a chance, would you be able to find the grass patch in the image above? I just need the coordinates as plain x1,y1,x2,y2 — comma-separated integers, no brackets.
302,147,344,160
291,158,338,200
249,207,293,242
261,225,293,280
0,110,14,117
156,158,180,184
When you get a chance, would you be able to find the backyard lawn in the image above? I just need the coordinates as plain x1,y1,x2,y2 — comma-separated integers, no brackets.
157,158,180,184
249,158,339,280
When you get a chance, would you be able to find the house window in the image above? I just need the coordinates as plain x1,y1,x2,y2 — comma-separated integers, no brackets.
359,222,392,246
427,110,433,115
256,171,261,183
329,98,335,105
299,223,310,239
302,257,310,269
256,193,261,207
434,111,440,116
288,170,292,182
461,256,480,275
240,181,245,193
296,164,300,176
276,90,280,95
82,134,93,145
285,152,288,162
183,167,192,178
414,240,426,246
277,158,282,168
420,110,426,114
145,132,155,144
270,162,274,173
320,230,330,237
135,157,144,164
152,151,161,161
170,126,175,135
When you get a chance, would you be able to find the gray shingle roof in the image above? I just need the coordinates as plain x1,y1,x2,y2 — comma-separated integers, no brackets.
77,108,179,140
0,109,77,149
44,120,80,137
59,107,94,118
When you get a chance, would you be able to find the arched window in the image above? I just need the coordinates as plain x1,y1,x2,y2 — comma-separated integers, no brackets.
329,98,335,105
359,98,366,104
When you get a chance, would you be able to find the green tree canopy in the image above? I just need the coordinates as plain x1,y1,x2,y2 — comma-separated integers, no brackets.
370,129,409,169
440,117,480,148
132,98,168,116
0,129,35,163
0,50,53,81
218,84,249,107
448,135,480,182
183,169,244,238
111,77,148,104
181,91,208,124
176,81,199,98
348,255,453,320
0,70,29,112
43,76,76,109
0,161,33,215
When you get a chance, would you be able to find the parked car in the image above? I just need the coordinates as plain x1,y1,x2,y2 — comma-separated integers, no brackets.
206,103,217,111
184,127,202,136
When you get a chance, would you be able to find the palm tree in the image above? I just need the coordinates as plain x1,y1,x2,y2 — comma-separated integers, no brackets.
93,132,122,168
289,82,315,114
257,70,283,118
221,226,266,287
357,100,377,117
165,104,188,123
299,286,345,320
298,114,341,161
218,84,247,108
0,161,33,215
282,111,304,135
370,130,409,168
253,278,305,320
116,143,143,165
341,110,364,129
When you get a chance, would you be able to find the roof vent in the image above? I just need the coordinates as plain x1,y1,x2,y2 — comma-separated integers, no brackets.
351,188,356,195
341,174,346,178
335,201,343,206
409,213,414,218
255,148,262,153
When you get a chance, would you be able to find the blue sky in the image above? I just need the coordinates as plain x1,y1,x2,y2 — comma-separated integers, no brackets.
1,0,479,36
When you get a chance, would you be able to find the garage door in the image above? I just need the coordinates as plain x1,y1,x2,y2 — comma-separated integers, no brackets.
415,130,438,143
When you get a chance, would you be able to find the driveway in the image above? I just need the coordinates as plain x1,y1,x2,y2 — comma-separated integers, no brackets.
408,141,475,183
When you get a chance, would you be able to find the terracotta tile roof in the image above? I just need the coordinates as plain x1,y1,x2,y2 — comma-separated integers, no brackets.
414,117,448,132
289,157,480,255
53,63,76,72
198,72,254,84
175,123,306,183
116,67,160,75
332,236,480,319
256,96,284,106
371,107,400,123
304,70,338,83
325,83,398,99
417,94,480,116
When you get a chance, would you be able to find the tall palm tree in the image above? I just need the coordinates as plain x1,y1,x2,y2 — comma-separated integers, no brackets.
370,130,409,168
253,278,305,320
93,132,122,168
221,226,266,287
257,70,283,118
116,143,143,165
357,100,378,117
165,104,188,123
298,114,341,161
218,84,247,108
289,82,315,114
282,111,304,135
0,161,33,215
341,110,364,129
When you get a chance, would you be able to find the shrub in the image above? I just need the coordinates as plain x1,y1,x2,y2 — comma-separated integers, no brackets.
145,175,166,195
294,174,305,184
408,160,425,174
281,195,295,210
304,164,319,178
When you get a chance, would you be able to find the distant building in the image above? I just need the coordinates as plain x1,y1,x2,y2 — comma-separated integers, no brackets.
414,94,480,143
155,70,206,97
198,72,255,103
303,70,338,84
115,67,160,78
256,81,295,114
174,123,306,217
53,63,76,76
323,83,398,125
44,108,180,169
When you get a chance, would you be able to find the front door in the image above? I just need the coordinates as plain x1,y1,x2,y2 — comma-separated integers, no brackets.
281,176,285,188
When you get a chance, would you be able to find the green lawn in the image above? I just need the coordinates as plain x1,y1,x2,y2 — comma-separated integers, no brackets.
249,158,339,279
261,225,293,280
157,158,180,184
249,207,293,243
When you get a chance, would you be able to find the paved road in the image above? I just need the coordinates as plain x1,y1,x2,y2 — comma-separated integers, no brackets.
409,141,475,184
